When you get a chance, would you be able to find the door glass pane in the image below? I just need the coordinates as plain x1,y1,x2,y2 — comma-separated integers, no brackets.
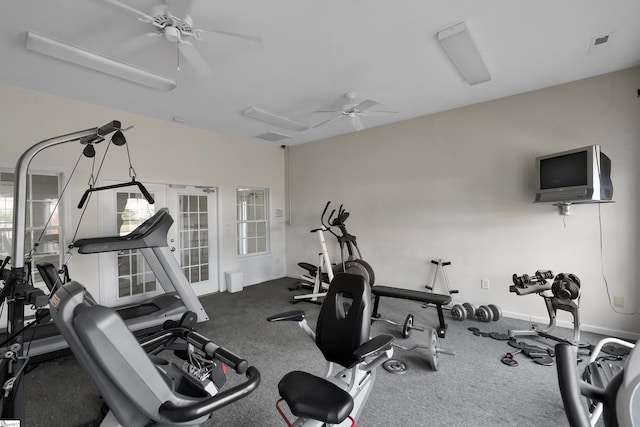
177,194,209,286
115,191,156,299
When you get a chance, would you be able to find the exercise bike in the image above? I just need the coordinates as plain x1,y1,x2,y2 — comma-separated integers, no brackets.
49,280,260,426
269,273,393,426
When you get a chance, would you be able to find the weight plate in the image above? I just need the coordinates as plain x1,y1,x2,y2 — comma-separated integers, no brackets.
532,355,554,366
451,304,466,321
425,328,439,371
488,332,510,341
508,339,528,350
487,304,502,321
501,356,518,367
383,359,408,374
476,305,493,322
602,344,631,357
462,303,476,318
403,314,414,339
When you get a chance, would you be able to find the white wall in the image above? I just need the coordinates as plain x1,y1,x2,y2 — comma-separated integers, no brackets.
0,84,286,301
285,66,640,338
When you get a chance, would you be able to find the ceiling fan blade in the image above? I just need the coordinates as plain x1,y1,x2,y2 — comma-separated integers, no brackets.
354,99,379,111
179,40,211,76
116,32,162,56
314,110,342,114
362,110,399,116
165,0,196,20
102,0,154,22
195,28,263,45
312,115,343,128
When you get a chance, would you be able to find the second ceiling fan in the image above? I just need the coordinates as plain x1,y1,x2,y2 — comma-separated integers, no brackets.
313,92,398,132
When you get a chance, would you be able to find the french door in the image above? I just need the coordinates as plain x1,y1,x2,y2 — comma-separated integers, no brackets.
167,186,219,297
98,182,218,307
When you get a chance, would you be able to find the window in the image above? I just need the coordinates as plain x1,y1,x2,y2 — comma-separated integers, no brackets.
236,187,268,256
0,172,62,284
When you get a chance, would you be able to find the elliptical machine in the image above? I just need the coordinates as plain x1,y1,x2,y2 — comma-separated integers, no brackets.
291,202,374,304
326,202,375,287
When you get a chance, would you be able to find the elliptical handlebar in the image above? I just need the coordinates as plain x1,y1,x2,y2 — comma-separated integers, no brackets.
320,201,340,238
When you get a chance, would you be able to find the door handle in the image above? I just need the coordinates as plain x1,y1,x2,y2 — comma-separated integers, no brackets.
170,247,176,252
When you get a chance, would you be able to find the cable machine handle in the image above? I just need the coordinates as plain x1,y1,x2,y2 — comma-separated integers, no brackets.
77,179,155,208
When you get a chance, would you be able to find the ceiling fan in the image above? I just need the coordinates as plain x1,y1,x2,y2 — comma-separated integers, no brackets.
312,92,398,132
103,0,262,75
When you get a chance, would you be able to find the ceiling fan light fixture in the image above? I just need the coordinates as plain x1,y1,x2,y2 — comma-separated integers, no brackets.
436,22,491,85
164,26,181,43
242,107,309,132
25,31,177,91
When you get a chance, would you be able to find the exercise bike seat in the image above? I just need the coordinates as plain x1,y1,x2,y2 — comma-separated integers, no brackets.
279,371,354,424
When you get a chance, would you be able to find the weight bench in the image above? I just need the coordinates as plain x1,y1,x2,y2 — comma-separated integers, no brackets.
371,286,451,338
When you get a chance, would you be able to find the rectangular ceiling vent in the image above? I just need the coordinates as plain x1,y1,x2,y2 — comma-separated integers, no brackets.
242,107,309,131
593,35,609,46
255,131,291,142
589,33,612,54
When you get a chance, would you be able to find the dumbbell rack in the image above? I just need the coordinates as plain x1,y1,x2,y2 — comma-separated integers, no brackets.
426,259,502,322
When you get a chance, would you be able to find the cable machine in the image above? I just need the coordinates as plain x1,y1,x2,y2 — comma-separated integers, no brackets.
0,120,207,421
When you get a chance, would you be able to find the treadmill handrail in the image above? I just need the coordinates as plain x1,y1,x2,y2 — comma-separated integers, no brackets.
73,208,173,254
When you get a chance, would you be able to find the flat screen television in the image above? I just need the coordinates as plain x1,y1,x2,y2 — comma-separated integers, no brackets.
534,145,613,204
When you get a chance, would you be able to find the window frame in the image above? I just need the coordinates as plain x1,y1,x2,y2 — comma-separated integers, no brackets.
235,186,269,257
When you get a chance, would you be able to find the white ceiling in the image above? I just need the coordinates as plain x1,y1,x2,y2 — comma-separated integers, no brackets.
1,1,639,146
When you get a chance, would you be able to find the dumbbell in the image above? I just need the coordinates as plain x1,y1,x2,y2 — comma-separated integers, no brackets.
450,303,502,322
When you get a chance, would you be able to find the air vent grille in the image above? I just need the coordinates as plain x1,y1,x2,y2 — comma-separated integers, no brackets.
589,33,612,54
255,131,291,142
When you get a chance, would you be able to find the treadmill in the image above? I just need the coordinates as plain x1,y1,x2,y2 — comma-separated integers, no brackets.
20,208,209,361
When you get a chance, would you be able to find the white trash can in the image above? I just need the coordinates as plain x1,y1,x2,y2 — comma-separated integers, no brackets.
225,271,244,293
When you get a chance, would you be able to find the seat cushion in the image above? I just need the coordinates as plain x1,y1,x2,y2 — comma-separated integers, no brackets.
278,371,354,424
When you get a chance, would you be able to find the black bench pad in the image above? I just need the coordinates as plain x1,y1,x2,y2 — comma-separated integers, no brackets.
371,286,450,338
371,286,451,306
278,371,353,424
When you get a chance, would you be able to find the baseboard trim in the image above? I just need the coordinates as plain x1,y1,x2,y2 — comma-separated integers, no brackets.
502,311,639,342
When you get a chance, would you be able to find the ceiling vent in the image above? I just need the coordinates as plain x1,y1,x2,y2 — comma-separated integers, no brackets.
588,33,612,54
242,107,309,131
255,131,291,142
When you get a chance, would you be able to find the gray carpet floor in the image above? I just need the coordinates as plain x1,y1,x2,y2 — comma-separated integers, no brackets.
22,277,622,426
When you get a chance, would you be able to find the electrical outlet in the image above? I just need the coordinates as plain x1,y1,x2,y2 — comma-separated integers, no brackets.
481,279,489,290
614,296,624,308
